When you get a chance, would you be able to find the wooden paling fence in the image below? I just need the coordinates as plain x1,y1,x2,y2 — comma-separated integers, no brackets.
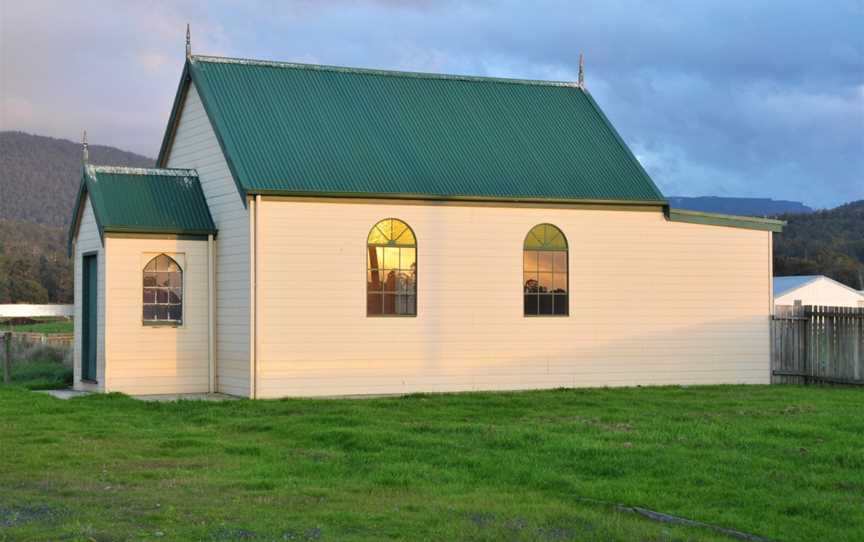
772,302,864,385
10,332,73,347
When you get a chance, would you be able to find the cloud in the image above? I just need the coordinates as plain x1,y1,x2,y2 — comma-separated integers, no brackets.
1,0,861,207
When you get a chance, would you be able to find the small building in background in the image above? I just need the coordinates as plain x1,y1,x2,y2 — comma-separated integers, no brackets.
774,275,864,309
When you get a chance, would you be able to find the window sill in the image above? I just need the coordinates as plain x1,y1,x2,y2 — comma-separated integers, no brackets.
143,321,183,328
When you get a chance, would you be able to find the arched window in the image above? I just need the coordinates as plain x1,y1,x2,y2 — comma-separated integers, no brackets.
142,254,183,324
367,218,417,316
523,224,568,316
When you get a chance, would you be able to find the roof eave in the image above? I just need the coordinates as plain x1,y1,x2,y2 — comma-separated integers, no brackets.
666,208,786,232
246,188,668,207
102,225,217,236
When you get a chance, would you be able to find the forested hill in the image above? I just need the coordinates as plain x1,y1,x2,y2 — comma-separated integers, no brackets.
0,131,153,227
668,196,812,216
774,201,864,290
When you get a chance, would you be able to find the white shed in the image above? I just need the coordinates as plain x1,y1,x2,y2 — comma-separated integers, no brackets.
774,275,864,309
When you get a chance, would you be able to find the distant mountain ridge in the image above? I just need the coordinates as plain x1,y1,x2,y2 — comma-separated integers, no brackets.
668,196,813,217
0,131,153,227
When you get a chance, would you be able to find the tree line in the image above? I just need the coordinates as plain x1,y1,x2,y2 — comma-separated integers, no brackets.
773,200,864,290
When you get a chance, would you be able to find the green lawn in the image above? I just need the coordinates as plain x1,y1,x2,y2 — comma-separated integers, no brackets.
0,385,861,541
1,318,73,334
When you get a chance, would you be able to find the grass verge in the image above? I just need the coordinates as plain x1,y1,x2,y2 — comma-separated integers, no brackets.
1,318,73,334
0,385,861,541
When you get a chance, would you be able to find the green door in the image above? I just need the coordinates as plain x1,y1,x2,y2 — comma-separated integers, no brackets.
82,255,97,381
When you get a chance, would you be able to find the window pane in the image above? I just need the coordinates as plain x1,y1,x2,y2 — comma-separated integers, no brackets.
553,252,566,273
155,272,170,287
169,288,182,304
396,271,415,294
166,272,181,288
143,288,156,303
382,293,396,314
546,228,567,249
554,294,568,315
155,306,170,320
538,252,553,273
538,294,554,315
400,248,416,271
163,257,180,273
553,273,567,293
143,274,157,287
167,304,182,322
367,293,383,315
156,289,169,303
143,305,157,320
144,259,158,272
368,226,388,245
524,294,538,315
391,220,408,244
525,225,545,249
367,270,382,290
538,272,553,293
383,247,400,270
382,270,397,292
367,246,384,269
523,251,538,272
396,294,416,315
395,226,415,246
377,219,393,241
523,273,538,293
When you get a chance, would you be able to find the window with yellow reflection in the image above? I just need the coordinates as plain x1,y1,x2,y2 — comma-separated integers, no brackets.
523,224,568,316
367,218,417,316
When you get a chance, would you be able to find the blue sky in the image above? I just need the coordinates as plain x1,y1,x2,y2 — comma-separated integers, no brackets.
1,0,862,208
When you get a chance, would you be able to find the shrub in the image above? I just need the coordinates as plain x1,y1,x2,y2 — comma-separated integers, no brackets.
9,361,72,390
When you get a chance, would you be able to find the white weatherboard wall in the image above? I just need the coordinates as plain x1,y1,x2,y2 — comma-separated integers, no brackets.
73,197,105,392
776,277,864,308
102,237,210,395
165,83,250,396
255,198,773,398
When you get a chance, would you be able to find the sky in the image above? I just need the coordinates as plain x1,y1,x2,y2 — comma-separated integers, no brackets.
1,0,862,208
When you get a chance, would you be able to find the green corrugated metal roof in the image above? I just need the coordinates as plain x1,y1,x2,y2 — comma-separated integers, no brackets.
68,165,216,253
159,55,666,204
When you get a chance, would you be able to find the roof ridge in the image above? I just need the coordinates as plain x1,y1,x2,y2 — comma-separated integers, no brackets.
191,54,582,89
87,165,198,177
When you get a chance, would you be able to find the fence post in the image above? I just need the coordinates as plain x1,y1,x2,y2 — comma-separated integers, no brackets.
3,332,10,384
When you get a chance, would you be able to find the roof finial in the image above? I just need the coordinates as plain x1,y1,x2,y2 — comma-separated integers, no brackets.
185,23,191,59
82,130,89,163
577,53,585,89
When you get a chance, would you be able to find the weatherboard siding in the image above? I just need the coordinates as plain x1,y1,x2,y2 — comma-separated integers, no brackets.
165,83,250,397
255,199,771,398
102,237,210,395
73,197,105,392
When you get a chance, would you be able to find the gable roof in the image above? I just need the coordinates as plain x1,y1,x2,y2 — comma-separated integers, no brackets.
773,275,864,298
68,165,217,253
773,275,821,297
158,55,666,205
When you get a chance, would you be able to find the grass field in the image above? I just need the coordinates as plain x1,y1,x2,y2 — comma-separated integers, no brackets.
0,385,862,541
1,318,73,334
